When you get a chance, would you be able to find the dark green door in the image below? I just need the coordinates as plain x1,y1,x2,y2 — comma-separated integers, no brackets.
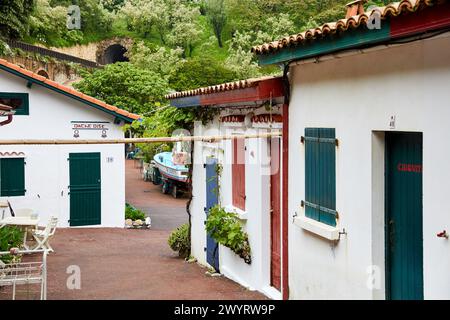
69,153,101,226
385,132,423,300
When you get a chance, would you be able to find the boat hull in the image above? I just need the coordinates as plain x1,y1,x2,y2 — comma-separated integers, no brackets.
153,152,189,183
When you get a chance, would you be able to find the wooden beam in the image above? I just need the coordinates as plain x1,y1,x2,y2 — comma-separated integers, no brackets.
0,131,282,145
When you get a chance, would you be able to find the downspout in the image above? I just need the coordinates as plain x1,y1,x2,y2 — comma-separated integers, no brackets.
0,104,14,126
281,63,291,300
0,114,13,126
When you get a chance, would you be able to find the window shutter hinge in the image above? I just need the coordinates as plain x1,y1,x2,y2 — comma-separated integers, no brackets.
301,136,339,146
204,247,207,252
203,163,206,168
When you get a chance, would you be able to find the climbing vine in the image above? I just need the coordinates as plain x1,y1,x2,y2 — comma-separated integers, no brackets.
206,205,251,264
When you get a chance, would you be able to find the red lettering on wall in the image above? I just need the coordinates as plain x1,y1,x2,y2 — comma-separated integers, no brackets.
397,163,422,173
220,115,245,123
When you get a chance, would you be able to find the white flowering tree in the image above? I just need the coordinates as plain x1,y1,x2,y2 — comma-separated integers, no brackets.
129,41,185,81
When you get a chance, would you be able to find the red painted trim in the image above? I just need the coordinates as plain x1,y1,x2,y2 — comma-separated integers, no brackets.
257,78,286,100
232,138,246,211
391,3,450,38
281,103,289,300
199,78,285,106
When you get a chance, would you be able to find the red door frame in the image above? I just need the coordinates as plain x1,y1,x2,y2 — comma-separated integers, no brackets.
232,138,246,211
282,103,289,300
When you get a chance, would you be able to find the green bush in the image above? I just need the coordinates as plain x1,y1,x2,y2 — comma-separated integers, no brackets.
125,203,146,221
206,205,251,264
0,226,24,263
168,223,190,259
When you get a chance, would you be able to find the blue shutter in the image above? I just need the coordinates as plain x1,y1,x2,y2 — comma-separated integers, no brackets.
304,128,336,226
0,158,26,196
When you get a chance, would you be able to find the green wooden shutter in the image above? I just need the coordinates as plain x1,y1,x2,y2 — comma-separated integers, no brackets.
304,128,336,226
0,158,26,196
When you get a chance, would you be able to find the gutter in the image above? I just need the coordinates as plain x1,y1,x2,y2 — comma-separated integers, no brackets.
288,29,450,69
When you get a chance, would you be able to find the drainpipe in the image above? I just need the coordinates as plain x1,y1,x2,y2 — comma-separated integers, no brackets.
0,115,13,126
281,63,290,300
0,104,13,126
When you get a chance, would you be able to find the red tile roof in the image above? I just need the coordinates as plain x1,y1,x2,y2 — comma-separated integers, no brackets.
0,59,140,122
165,76,279,99
252,0,437,55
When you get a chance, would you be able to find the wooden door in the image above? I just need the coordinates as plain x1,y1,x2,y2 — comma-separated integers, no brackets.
205,157,219,271
385,132,423,300
69,152,101,226
270,137,281,290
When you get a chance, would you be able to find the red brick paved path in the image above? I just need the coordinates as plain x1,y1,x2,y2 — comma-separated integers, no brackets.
0,160,265,300
125,159,189,231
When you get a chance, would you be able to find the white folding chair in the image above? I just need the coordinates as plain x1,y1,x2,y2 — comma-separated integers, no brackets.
32,217,58,252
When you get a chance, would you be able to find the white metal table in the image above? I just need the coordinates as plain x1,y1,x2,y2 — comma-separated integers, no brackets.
0,201,9,220
0,217,40,250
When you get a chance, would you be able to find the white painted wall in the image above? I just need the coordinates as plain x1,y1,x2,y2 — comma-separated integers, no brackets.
288,34,450,299
190,107,282,299
0,69,126,228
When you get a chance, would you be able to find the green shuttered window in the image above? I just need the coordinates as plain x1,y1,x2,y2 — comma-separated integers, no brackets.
0,93,29,115
304,128,337,227
0,158,26,196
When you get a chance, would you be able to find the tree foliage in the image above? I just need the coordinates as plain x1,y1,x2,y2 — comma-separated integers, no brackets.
165,2,201,57
74,62,169,115
169,55,236,92
0,0,35,40
119,0,201,56
205,0,226,48
129,42,185,82
29,0,83,45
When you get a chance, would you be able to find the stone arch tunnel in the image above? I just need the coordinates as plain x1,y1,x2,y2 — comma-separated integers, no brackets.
99,44,129,65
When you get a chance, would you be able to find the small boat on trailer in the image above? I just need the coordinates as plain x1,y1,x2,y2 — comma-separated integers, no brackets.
153,151,189,198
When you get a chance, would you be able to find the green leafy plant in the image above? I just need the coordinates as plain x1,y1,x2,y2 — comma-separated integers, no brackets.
206,205,251,264
125,203,146,221
0,226,24,263
168,223,190,258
